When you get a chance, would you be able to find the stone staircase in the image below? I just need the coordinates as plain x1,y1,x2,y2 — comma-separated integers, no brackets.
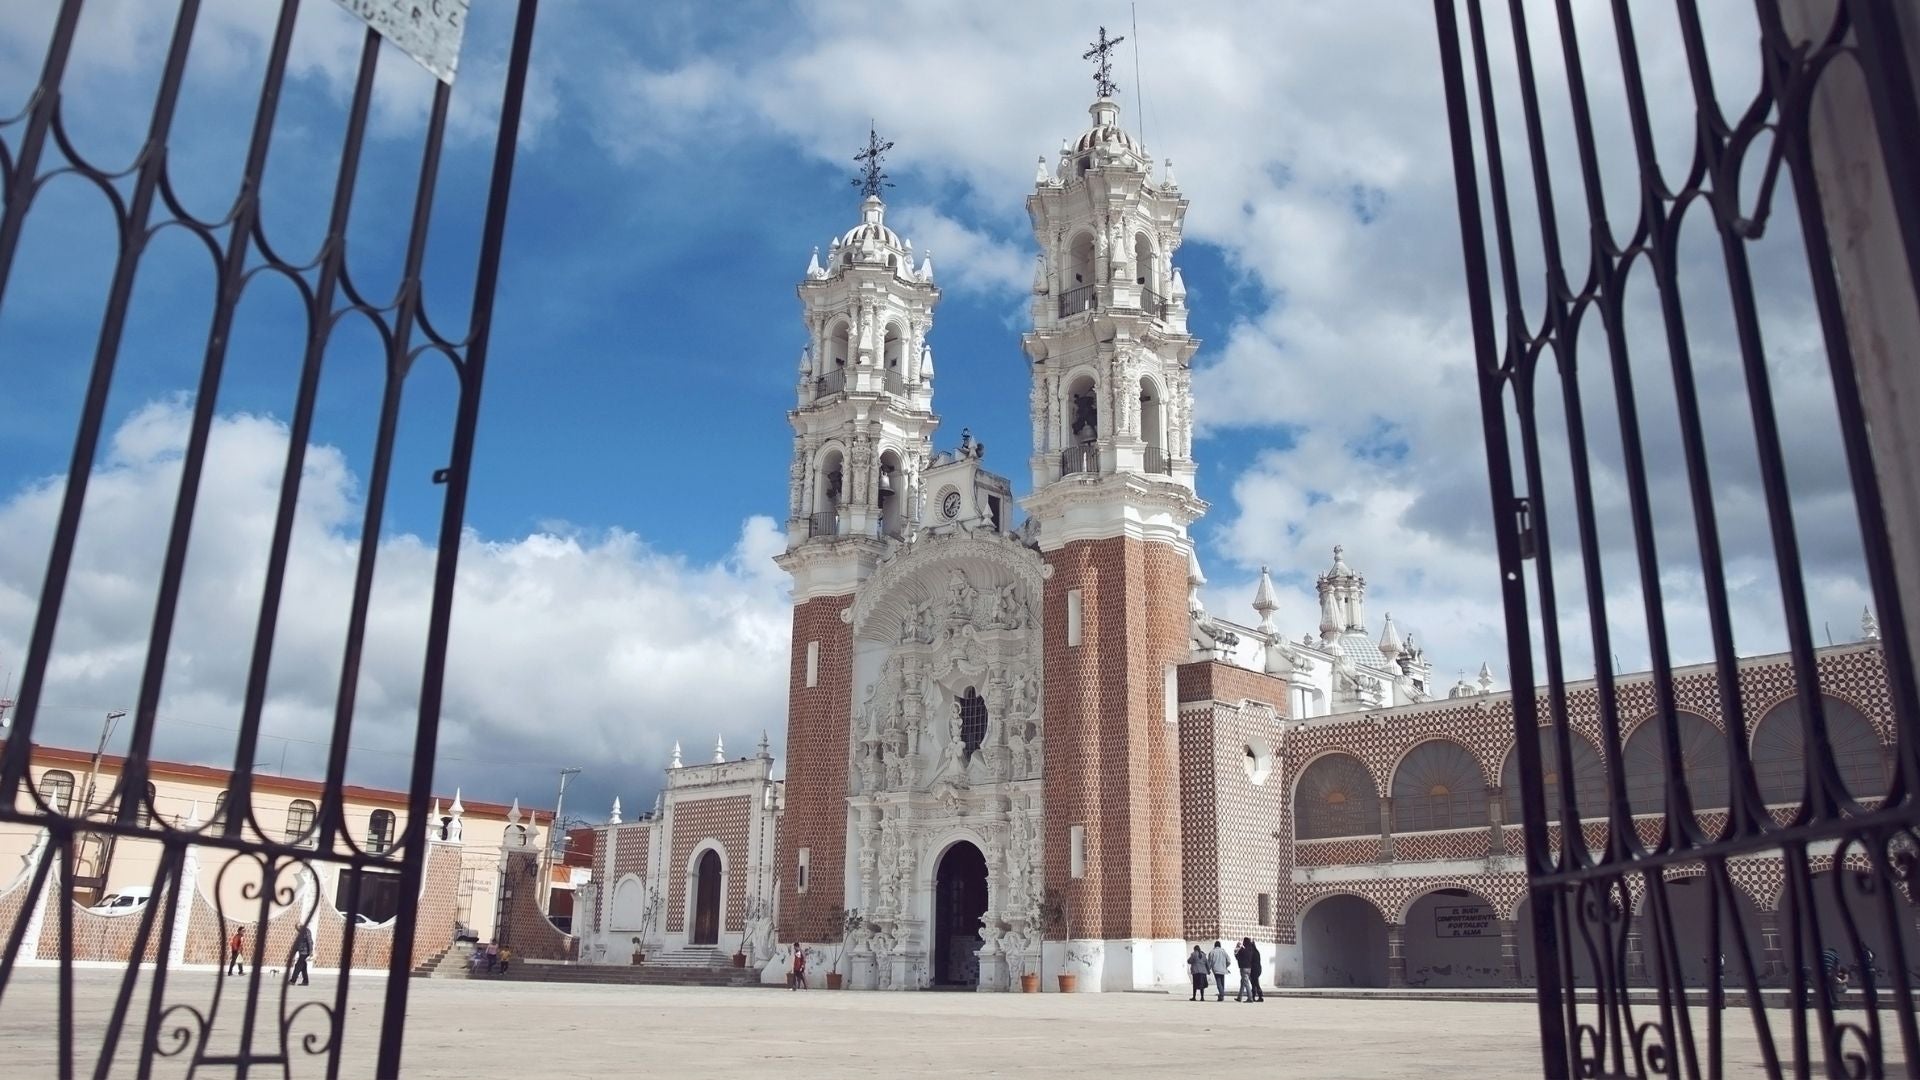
413,941,476,980
500,946,764,988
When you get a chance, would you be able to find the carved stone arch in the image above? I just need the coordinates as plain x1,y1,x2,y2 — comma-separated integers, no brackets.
848,533,1050,645
1388,735,1495,791
1297,888,1390,923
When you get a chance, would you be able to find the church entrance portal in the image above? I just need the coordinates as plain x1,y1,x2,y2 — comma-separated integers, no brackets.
933,841,988,987
692,849,721,946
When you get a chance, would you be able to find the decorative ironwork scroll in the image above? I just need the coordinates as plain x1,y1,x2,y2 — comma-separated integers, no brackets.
0,1,540,1076
1433,1,1920,1076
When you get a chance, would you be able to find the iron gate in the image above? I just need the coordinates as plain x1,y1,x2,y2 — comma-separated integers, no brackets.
0,1,538,1076
1434,1,1920,1076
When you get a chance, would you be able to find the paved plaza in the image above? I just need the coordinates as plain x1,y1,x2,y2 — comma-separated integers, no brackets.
6,969,1905,1077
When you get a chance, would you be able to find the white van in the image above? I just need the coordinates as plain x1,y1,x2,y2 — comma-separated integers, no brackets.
87,886,151,916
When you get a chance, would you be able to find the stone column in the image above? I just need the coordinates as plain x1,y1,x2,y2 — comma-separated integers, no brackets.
1386,924,1407,987
1485,789,1504,859
1498,918,1521,986
1776,1,1920,684
1625,928,1646,987
1377,799,1395,862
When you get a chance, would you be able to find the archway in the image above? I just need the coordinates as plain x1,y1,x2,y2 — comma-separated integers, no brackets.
1403,888,1505,987
932,841,988,987
692,849,721,946
1515,895,1603,989
1630,876,1767,988
1299,894,1389,987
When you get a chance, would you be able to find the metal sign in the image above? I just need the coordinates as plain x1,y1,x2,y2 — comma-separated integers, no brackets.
332,0,469,83
1433,904,1494,939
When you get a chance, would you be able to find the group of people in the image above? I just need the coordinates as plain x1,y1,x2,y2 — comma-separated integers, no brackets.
469,942,514,976
222,924,314,985
1188,939,1264,1002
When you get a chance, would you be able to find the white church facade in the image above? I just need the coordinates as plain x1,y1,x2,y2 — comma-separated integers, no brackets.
571,72,1904,993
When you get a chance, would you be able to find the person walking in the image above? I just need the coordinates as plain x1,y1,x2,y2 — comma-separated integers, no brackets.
227,927,246,976
1208,940,1232,1002
1187,945,1209,1002
1233,939,1252,1001
790,942,807,990
1242,937,1265,1002
288,924,313,986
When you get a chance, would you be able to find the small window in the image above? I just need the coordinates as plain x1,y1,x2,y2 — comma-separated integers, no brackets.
1258,893,1273,926
367,809,397,854
286,799,318,847
1070,825,1086,879
806,641,820,688
958,688,988,758
1067,590,1084,647
798,846,812,893
38,770,76,815
212,791,228,826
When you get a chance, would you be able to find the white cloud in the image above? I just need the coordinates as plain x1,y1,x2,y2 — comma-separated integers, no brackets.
0,400,791,815
890,205,1030,298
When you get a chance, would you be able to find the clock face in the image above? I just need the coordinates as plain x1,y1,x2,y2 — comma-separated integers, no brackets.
941,490,962,519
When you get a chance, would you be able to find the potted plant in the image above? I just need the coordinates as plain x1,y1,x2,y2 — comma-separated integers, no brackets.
1041,887,1075,993
824,906,860,989
630,937,645,966
1019,951,1039,994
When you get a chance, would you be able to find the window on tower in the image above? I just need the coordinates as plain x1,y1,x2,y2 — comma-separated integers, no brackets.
958,687,988,759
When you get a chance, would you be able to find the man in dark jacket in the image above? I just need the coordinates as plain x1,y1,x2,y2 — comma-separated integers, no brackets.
288,924,313,986
1241,937,1265,1002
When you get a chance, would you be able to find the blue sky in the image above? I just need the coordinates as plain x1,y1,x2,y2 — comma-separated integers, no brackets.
0,1,1879,819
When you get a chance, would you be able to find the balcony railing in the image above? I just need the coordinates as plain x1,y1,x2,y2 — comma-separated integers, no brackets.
883,369,904,395
808,510,840,537
1058,284,1097,318
1139,287,1168,319
815,367,846,397
1061,445,1100,476
1144,446,1171,474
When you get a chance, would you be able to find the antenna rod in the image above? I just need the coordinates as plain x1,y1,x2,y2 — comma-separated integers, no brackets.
1132,3,1144,150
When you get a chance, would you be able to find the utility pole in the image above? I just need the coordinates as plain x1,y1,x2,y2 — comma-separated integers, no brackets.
82,711,128,817
540,767,582,913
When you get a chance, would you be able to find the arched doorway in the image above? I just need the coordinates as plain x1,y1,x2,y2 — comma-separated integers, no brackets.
933,841,988,987
692,849,721,946
1300,894,1389,987
1516,895,1604,989
1403,888,1504,987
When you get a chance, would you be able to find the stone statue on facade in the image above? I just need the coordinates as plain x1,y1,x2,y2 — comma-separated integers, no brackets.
990,582,1025,629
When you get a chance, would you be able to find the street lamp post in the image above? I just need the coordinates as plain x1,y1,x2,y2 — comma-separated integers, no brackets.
82,711,129,819
540,767,582,914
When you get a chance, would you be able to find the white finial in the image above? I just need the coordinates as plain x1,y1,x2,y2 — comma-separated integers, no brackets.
806,246,822,279
1035,155,1049,184
921,344,934,381
671,740,682,768
609,797,623,825
1378,613,1403,661
507,798,522,825
431,798,442,823
1252,565,1279,632
713,735,726,763
1862,606,1881,641
449,788,464,815
1164,158,1178,187
1477,661,1495,694
653,790,663,815
185,800,202,827
758,730,771,758
919,251,934,282
1170,267,1187,299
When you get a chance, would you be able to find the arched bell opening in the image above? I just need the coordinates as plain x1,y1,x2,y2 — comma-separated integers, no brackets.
814,448,845,537
877,449,904,539
1139,376,1166,473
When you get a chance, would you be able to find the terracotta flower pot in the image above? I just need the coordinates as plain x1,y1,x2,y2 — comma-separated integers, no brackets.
826,972,844,990
732,952,747,968
631,953,645,966
1056,973,1078,993
1019,973,1039,993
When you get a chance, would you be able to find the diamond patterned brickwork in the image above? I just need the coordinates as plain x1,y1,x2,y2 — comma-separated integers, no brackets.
602,822,651,938
1176,683,1289,942
1282,645,1895,941
1041,536,1189,941
1297,873,1529,926
497,849,578,961
666,794,751,934
776,592,853,942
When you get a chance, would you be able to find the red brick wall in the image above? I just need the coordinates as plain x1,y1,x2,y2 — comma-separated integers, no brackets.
497,850,577,961
777,593,853,941
665,795,751,934
1041,536,1189,940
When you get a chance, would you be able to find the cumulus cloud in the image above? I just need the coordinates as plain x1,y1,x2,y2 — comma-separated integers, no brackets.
890,206,1031,299
0,400,791,816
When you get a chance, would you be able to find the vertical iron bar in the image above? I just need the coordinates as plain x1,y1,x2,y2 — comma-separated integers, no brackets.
0,0,82,307
378,8,541,1074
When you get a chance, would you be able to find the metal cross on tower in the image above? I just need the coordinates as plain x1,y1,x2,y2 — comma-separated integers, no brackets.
853,122,894,197
1083,26,1125,98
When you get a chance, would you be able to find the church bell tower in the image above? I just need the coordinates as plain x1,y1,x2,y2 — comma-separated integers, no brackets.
774,128,940,940
1020,29,1204,981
